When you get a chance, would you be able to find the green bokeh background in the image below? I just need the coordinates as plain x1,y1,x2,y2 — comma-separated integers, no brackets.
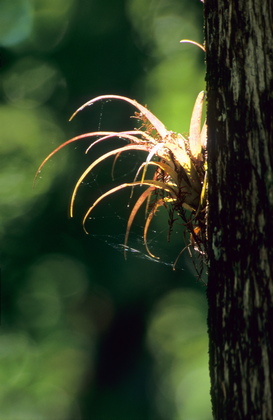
0,0,211,419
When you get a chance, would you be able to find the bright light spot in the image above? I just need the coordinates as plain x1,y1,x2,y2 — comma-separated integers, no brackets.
3,57,63,108
0,0,33,47
147,289,211,420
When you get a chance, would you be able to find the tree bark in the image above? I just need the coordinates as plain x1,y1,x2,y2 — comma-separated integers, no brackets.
204,1,273,419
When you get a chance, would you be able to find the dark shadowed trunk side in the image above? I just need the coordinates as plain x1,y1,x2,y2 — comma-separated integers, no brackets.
204,1,273,419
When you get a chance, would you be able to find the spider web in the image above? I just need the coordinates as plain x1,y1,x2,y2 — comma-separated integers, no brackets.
87,208,207,281
76,170,201,275
68,102,207,279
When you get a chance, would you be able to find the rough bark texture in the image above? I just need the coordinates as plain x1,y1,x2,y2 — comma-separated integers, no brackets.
204,1,273,419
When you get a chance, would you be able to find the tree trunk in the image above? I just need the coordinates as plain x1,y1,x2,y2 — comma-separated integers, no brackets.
204,1,273,419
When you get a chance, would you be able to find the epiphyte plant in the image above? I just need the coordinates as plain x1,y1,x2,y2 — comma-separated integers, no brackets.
35,90,208,272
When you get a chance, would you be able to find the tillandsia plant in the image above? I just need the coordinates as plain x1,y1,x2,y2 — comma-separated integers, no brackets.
35,90,208,275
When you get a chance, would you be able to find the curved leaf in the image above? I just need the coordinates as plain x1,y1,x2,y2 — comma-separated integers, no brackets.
69,95,169,139
143,198,165,259
124,186,155,258
69,144,152,216
81,180,178,232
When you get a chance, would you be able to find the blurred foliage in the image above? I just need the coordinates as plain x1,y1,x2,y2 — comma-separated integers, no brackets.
0,0,211,419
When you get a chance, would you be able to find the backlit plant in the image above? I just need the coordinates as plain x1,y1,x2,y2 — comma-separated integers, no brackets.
35,90,207,273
